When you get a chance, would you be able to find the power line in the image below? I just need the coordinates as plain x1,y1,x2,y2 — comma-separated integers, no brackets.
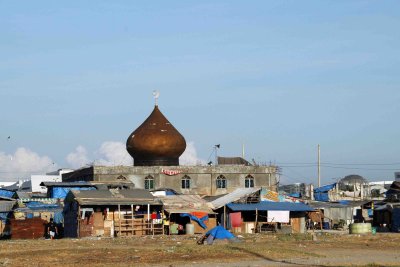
322,165,400,171
277,161,400,166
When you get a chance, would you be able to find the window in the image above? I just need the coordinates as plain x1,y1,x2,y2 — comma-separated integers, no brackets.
216,175,227,189
181,175,191,189
144,175,154,190
245,175,254,188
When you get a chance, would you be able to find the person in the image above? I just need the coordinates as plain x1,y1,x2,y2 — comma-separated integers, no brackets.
47,218,58,240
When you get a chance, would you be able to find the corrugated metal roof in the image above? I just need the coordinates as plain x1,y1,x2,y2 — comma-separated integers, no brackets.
217,156,252,166
227,202,314,212
15,192,48,199
308,200,368,209
209,187,261,209
0,200,16,212
40,181,94,187
0,196,15,201
68,189,159,206
160,195,214,214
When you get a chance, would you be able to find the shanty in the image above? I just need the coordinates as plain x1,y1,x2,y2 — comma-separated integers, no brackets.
63,189,162,238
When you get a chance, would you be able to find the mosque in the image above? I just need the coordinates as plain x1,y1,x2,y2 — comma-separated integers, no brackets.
63,95,279,196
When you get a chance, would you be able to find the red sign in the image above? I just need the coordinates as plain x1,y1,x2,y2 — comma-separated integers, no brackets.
161,169,182,176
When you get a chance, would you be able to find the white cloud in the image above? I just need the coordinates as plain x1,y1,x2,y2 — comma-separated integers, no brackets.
0,141,204,181
0,148,56,181
94,141,132,166
66,145,90,169
180,141,205,166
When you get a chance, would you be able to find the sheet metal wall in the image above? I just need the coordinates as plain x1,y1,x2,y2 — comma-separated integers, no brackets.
324,207,353,222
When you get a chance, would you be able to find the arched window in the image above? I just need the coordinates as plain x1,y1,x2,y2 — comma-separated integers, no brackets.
245,175,254,188
181,175,191,189
145,175,154,190
216,175,227,189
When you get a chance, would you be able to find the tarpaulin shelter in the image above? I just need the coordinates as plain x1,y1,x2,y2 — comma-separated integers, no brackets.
314,183,336,202
11,202,64,239
197,225,236,245
206,225,235,239
0,189,14,199
159,194,216,234
40,181,97,199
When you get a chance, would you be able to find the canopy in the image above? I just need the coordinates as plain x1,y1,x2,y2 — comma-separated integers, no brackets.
227,202,314,212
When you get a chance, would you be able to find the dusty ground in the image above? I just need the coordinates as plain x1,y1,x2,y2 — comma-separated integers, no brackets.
0,232,399,267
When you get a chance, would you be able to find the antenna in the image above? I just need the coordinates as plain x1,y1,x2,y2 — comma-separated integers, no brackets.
317,144,321,187
153,90,160,106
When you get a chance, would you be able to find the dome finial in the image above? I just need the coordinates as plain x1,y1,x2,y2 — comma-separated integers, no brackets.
152,90,160,106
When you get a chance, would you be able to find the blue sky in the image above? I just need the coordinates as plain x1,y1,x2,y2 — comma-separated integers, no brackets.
1,1,399,184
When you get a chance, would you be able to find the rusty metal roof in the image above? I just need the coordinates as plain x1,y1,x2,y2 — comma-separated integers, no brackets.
67,189,160,206
0,200,16,212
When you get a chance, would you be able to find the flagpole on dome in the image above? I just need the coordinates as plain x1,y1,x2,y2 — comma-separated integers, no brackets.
153,90,160,106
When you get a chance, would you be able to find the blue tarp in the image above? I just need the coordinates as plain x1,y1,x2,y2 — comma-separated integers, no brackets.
0,212,10,222
25,202,60,210
314,183,336,193
165,190,176,196
53,211,64,224
0,189,14,198
227,202,314,212
180,213,209,229
51,186,96,199
206,226,235,240
17,202,64,224
314,192,330,202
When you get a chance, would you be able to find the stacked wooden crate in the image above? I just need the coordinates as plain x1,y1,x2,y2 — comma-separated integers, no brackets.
79,216,94,237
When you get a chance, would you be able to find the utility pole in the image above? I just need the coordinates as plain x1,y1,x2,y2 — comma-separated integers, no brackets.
318,144,321,187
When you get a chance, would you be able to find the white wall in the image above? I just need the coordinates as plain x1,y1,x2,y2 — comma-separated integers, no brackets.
30,175,61,193
0,182,16,188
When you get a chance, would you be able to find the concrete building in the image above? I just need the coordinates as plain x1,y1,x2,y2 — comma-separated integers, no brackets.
3,169,75,193
62,164,278,195
63,101,279,195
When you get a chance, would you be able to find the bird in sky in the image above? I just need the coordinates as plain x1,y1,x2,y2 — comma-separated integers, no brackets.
7,136,10,140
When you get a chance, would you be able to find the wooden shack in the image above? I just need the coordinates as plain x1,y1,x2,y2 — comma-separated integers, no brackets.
0,196,16,237
64,189,162,238
226,202,314,234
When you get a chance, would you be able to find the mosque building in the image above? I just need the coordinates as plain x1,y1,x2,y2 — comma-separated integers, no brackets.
63,95,279,196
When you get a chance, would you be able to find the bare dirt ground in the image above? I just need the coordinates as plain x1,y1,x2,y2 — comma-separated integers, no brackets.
0,232,399,267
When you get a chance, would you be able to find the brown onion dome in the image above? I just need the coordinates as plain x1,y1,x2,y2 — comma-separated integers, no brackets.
126,105,186,166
